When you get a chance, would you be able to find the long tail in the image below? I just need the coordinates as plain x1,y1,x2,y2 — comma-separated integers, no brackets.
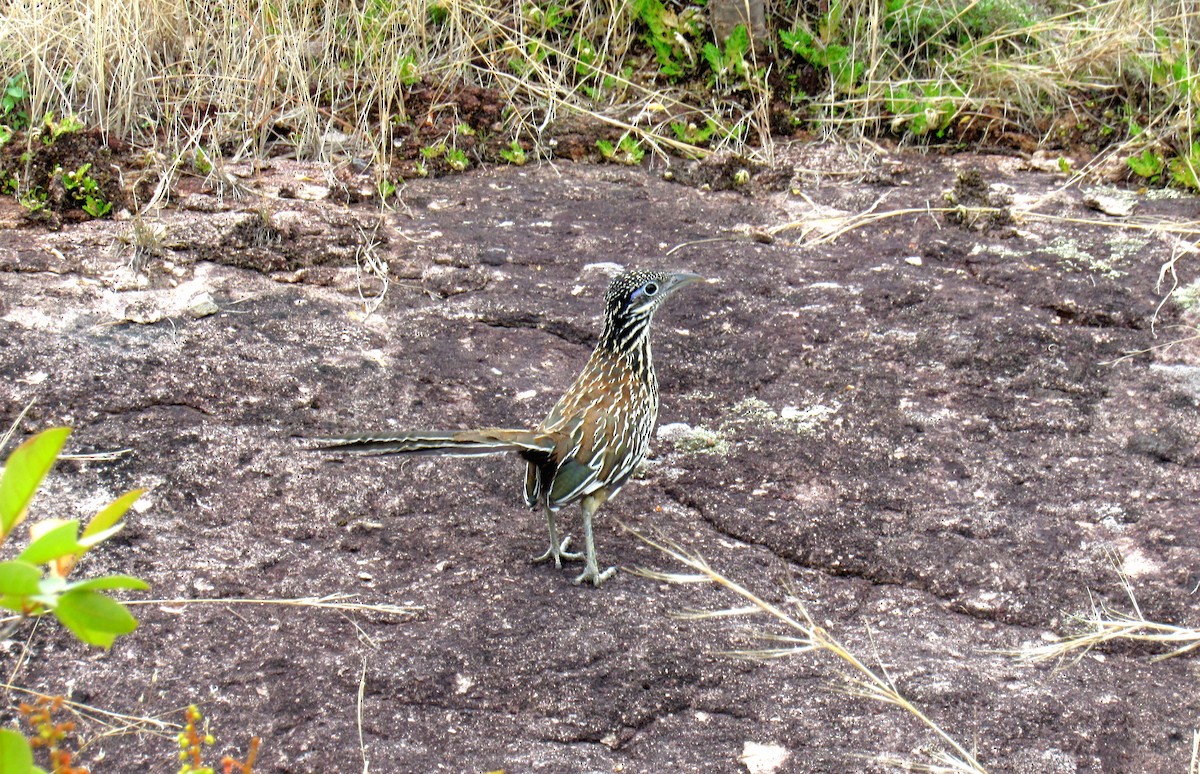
305,428,557,458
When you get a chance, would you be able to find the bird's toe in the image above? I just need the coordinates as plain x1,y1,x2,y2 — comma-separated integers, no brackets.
532,536,585,568
572,564,618,587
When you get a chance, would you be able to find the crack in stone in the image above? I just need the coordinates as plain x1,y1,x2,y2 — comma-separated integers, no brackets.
607,698,695,751
658,484,1030,629
476,311,597,349
103,400,214,418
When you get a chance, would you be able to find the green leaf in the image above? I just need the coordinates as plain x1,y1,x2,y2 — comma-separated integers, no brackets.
78,522,123,552
0,728,35,773
726,24,749,61
1127,148,1164,178
65,574,149,592
52,589,138,647
0,427,71,539
0,596,32,614
17,519,83,565
0,560,40,596
780,27,815,55
1168,144,1200,190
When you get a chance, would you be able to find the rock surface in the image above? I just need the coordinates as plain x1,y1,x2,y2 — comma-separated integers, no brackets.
2,149,1200,772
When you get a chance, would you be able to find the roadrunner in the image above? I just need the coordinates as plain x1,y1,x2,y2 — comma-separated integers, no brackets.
311,269,702,586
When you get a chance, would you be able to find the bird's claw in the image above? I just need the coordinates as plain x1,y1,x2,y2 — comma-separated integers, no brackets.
532,536,585,568
572,563,618,587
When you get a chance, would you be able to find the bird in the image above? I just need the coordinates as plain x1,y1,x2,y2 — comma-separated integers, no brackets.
309,268,703,586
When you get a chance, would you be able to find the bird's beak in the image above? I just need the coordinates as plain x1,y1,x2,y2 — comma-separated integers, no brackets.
662,271,704,297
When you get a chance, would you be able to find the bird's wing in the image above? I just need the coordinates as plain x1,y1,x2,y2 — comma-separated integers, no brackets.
545,412,615,508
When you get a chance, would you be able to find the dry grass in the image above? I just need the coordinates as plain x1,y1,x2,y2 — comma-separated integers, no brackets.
631,528,986,774
0,0,1195,176
1,680,180,737
128,592,420,617
1016,557,1200,665
0,592,420,636
0,0,720,165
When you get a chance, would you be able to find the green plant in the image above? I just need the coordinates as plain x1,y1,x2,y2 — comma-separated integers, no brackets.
508,38,551,77
58,163,112,218
193,147,214,175
397,53,421,86
177,704,261,774
15,696,86,774
1,73,30,131
0,728,41,774
0,696,89,774
1168,142,1200,190
883,0,1034,53
633,0,701,80
445,146,470,171
17,188,47,213
596,134,645,165
39,112,84,144
885,83,960,137
426,3,448,25
500,140,527,165
0,427,148,647
377,176,399,200
573,33,599,79
569,33,628,101
1150,27,1194,101
703,24,751,85
779,24,863,93
524,0,572,33
670,118,720,144
1127,147,1166,182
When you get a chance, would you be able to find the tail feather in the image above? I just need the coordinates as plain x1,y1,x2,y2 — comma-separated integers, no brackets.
305,428,556,458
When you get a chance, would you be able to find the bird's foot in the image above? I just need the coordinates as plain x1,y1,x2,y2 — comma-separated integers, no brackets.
532,536,585,568
572,562,618,587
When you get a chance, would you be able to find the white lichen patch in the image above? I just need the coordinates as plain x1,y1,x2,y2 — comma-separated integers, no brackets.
1170,279,1200,311
728,397,840,435
969,243,1026,259
658,422,731,455
660,398,841,458
1140,186,1189,200
582,261,625,276
3,306,79,332
740,741,790,774
1082,185,1140,217
779,403,840,432
1106,234,1148,263
1046,236,1127,279
1116,542,1161,578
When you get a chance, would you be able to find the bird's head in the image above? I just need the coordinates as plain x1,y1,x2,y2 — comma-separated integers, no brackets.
603,269,703,322
599,269,702,353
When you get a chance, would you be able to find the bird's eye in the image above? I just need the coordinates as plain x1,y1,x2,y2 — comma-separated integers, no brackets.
642,282,659,296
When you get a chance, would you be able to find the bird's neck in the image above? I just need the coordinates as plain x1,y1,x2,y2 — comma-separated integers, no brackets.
598,317,655,383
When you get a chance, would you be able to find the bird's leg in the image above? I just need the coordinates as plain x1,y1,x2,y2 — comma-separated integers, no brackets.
532,506,583,567
572,494,617,587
